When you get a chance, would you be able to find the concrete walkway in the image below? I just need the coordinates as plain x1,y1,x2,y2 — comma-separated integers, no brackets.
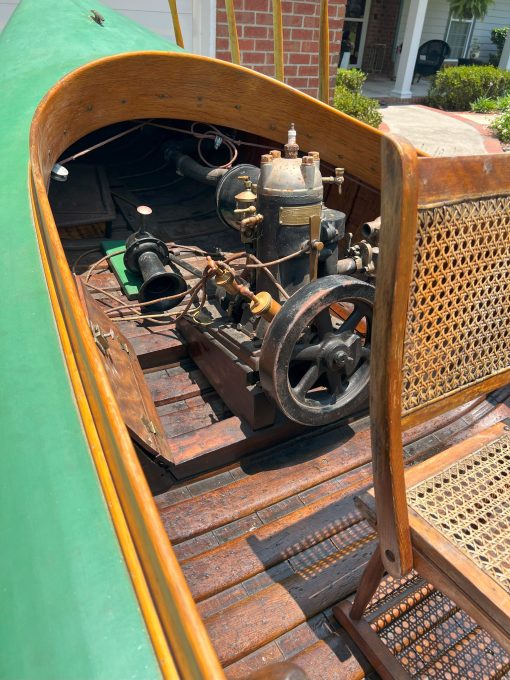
379,104,503,156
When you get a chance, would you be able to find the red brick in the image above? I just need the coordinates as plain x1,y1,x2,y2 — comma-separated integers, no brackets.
303,15,318,28
249,0,270,9
243,24,270,38
290,27,314,41
254,11,273,25
286,52,311,64
238,38,255,51
236,10,256,23
216,38,229,51
285,13,304,27
293,2,318,15
242,51,266,64
254,39,274,51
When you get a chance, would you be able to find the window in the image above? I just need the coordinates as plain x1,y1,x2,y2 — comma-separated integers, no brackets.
445,16,475,59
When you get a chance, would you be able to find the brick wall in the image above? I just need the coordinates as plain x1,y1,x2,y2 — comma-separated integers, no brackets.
216,0,347,99
361,0,401,76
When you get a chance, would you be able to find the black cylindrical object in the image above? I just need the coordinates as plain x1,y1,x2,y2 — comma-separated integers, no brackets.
256,155,323,298
124,232,187,313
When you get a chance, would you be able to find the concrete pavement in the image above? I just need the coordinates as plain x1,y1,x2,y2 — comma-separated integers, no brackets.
379,104,503,156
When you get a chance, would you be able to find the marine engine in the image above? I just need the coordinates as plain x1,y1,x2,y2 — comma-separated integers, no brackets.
125,125,378,428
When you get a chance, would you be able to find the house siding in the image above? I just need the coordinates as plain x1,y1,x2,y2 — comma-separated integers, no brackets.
471,2,510,62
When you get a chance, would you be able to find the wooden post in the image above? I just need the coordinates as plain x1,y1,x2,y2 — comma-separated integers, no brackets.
272,0,285,82
318,0,329,103
225,0,241,65
167,0,184,48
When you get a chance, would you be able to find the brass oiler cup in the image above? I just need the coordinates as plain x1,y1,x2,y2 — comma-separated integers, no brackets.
249,291,281,322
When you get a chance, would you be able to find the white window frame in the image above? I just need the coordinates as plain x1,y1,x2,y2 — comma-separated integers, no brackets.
192,0,216,57
445,13,475,59
344,0,372,69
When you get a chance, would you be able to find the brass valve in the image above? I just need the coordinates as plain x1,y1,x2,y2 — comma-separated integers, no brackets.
322,167,345,195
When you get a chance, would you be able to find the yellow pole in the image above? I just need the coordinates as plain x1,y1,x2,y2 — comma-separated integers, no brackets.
272,0,285,81
318,0,330,103
225,0,241,65
167,0,184,48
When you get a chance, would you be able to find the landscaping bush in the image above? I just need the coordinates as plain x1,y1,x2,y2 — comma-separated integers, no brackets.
470,96,500,112
336,68,367,92
490,108,510,142
428,65,510,110
334,68,383,128
491,27,510,58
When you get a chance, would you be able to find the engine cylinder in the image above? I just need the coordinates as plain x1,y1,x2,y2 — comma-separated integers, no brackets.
256,154,323,298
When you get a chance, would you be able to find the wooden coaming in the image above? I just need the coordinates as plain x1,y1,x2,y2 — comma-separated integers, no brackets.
29,49,390,677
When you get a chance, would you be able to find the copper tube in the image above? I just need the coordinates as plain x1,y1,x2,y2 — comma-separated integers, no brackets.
225,0,241,65
167,0,184,48
272,0,285,81
318,0,330,103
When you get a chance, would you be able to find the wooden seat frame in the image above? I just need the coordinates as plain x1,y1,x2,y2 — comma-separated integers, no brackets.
335,135,510,675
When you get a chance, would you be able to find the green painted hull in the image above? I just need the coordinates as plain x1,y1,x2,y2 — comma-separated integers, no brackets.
0,2,181,678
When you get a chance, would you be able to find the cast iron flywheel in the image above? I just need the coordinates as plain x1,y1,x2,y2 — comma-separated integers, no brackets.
259,275,374,426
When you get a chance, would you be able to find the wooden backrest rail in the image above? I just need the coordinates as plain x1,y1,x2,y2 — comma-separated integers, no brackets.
372,135,510,577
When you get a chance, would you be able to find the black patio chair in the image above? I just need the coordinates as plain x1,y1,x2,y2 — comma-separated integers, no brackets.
413,40,450,82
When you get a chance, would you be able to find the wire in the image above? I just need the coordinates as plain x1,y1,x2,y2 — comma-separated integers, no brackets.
59,121,150,164
71,247,103,274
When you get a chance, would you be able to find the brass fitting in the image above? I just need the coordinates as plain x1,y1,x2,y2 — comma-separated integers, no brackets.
249,291,281,322
214,268,239,296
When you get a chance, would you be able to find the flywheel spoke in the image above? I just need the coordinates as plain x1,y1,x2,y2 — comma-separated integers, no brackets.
293,363,321,398
292,343,322,361
339,306,364,333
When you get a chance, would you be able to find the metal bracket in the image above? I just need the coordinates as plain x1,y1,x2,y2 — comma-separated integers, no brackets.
90,323,114,355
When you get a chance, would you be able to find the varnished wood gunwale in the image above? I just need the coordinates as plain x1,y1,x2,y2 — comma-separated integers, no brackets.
29,181,180,680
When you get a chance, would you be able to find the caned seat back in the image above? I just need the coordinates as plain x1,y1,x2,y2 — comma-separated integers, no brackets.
371,136,510,577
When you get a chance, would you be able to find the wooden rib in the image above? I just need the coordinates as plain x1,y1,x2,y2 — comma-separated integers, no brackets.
418,154,510,205
182,470,371,601
225,0,241,65
272,0,284,82
31,51,384,189
203,524,377,666
318,0,330,103
370,135,418,577
402,370,510,431
167,0,184,48
29,183,179,680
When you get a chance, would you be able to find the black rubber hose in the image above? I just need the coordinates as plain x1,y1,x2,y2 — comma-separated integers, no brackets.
165,149,228,185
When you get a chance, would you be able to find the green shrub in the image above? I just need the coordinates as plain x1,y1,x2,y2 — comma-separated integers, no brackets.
336,68,367,92
470,96,499,112
333,87,383,128
428,65,510,110
490,108,510,142
333,68,382,128
496,93,510,109
491,27,509,58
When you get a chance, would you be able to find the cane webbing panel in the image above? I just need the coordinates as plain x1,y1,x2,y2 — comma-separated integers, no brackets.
407,433,510,592
365,573,510,678
401,195,510,414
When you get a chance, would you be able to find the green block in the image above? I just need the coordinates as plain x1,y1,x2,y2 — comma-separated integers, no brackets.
102,240,142,299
